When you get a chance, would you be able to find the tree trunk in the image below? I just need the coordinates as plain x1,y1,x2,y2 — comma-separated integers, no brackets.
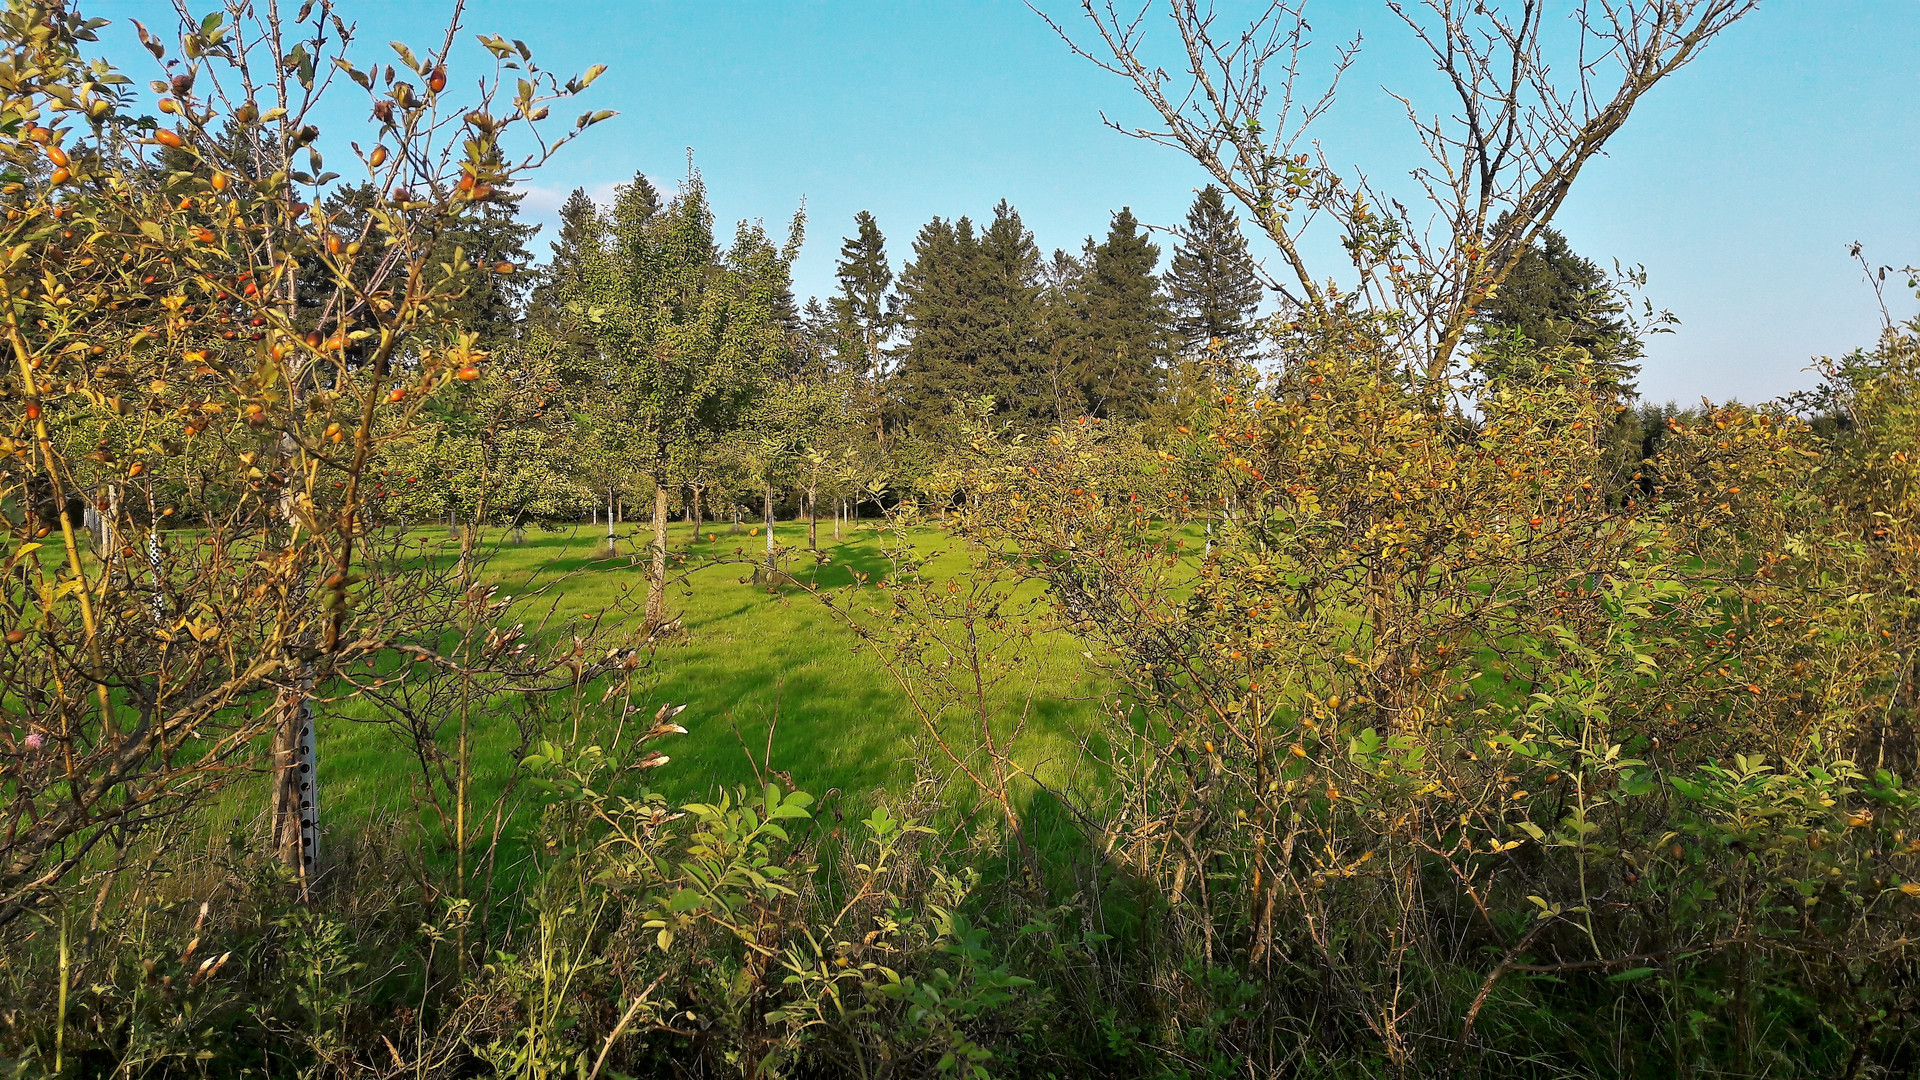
458,522,477,581
269,686,318,876
647,479,669,629
763,482,775,576
103,484,120,575
271,420,317,884
731,502,741,534
606,487,616,554
835,496,843,541
807,486,818,550
691,485,703,531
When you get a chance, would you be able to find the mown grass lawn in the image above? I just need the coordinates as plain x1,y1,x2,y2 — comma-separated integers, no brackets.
311,518,1114,849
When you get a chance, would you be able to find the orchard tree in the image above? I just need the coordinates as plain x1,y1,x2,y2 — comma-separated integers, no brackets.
562,168,802,627
376,333,582,551
732,376,827,576
0,0,612,910
1046,0,1758,381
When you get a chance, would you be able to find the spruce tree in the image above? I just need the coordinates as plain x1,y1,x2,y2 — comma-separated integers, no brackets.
895,215,982,431
1072,207,1169,419
1470,226,1639,399
828,212,898,442
294,182,380,354
829,211,897,378
1469,226,1647,504
295,176,534,354
530,185,617,320
797,297,837,380
1035,248,1090,426
973,200,1048,423
437,175,540,346
1166,185,1264,364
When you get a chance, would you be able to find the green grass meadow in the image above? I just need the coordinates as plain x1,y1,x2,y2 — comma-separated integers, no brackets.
309,519,1113,856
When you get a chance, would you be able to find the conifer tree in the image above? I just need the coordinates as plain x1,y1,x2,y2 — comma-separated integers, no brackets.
438,175,540,346
829,211,897,378
1071,207,1169,419
529,185,620,326
1166,185,1264,365
1468,225,1647,501
828,212,897,442
294,181,380,352
1469,225,1639,399
973,200,1048,422
895,215,982,431
796,297,837,380
305,176,535,349
895,203,1047,430
1035,247,1090,426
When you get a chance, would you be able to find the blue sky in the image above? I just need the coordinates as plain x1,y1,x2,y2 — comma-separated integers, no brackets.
90,0,1918,405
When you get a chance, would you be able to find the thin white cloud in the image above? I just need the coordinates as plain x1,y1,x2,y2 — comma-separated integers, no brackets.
518,180,623,217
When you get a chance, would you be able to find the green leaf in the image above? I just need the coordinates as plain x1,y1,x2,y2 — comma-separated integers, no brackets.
1607,966,1658,982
